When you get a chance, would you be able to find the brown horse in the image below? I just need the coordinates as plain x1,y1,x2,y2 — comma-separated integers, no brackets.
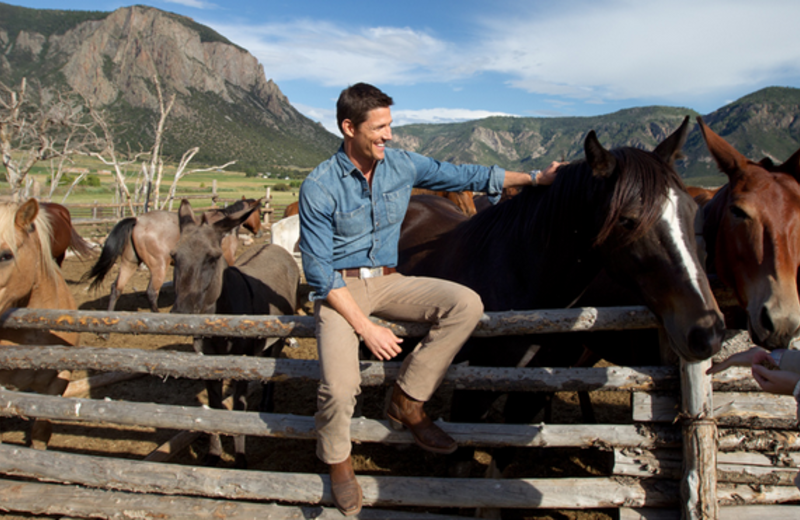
171,199,300,468
695,117,800,348
40,202,95,266
411,188,477,217
85,199,264,312
0,198,78,448
283,200,299,219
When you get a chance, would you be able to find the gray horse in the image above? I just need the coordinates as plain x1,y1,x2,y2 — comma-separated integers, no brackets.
170,199,300,468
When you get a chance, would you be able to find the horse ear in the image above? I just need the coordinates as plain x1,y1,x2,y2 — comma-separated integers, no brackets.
584,130,616,178
696,117,749,179
211,201,258,234
774,147,800,183
14,198,39,230
178,199,200,230
653,116,690,166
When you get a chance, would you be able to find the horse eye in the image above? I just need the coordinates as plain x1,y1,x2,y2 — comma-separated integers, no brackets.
618,216,637,230
0,250,13,263
730,206,749,220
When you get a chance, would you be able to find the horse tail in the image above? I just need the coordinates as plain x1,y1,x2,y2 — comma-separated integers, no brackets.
83,217,137,289
68,225,96,260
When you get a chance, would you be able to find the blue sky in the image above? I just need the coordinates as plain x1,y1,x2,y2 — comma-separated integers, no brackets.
7,0,800,135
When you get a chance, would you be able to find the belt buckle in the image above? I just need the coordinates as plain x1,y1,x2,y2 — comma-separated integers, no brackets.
359,267,382,279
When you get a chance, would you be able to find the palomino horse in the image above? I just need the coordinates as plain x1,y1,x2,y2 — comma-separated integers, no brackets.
694,117,800,349
40,202,95,266
0,198,78,448
398,117,725,470
85,199,264,312
171,199,300,468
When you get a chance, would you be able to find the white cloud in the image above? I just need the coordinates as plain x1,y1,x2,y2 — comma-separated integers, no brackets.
205,20,462,87
200,0,800,117
391,108,517,127
474,0,800,102
164,0,218,9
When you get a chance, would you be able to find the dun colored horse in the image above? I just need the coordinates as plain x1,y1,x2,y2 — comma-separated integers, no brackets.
694,117,800,348
40,202,95,266
85,199,263,312
398,117,724,471
171,199,300,468
0,198,78,448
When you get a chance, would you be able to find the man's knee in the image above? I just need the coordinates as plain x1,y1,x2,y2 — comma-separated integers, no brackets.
318,382,361,413
453,286,484,324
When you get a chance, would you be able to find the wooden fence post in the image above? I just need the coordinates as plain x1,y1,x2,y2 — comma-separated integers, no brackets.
92,201,98,220
212,179,217,207
681,358,718,519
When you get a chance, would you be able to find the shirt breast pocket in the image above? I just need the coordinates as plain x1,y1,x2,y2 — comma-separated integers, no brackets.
384,185,411,224
334,203,369,237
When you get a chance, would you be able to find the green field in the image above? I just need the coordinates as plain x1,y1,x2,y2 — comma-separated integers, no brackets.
5,155,304,219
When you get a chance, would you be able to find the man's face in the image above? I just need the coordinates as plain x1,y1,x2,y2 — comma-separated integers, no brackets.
345,106,393,168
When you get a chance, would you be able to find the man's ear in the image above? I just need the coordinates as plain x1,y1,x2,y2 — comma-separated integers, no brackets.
341,118,356,138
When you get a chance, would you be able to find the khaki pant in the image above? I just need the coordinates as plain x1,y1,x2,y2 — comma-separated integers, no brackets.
314,272,484,464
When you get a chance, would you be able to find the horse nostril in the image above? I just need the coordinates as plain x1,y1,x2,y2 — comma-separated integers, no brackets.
760,306,775,334
688,325,722,359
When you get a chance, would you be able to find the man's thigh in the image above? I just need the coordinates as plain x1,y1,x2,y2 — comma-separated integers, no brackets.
366,273,477,322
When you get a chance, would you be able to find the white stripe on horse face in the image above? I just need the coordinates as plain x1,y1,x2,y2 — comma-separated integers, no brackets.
662,187,706,301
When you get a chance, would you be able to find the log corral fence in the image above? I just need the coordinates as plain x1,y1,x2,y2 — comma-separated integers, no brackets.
0,306,798,519
64,182,286,238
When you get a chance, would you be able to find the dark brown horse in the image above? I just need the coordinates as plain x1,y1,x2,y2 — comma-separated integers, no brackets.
40,202,95,266
694,117,800,349
85,199,264,312
398,117,724,471
170,199,300,468
410,188,477,217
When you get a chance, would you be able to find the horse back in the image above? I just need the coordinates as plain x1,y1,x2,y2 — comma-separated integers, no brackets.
398,195,469,275
228,244,300,315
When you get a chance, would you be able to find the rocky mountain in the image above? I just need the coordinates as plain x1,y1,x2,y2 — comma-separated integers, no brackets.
0,2,340,175
392,87,800,185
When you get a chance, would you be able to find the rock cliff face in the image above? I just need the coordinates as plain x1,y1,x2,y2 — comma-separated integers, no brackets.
0,3,339,170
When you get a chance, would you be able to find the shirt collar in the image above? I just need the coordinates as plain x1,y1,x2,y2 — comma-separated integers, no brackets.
334,143,385,178
335,145,359,178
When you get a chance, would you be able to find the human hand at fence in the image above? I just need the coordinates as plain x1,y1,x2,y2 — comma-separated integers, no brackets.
706,346,768,375
751,350,800,395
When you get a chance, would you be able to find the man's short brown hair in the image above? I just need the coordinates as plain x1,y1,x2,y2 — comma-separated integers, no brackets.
336,83,394,134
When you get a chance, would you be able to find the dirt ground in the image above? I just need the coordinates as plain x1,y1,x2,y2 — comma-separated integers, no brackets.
0,235,634,520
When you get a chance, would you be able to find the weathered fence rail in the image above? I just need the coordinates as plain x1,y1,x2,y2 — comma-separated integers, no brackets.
0,307,798,519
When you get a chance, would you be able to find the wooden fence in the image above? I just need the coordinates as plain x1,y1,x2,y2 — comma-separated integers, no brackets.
0,306,798,519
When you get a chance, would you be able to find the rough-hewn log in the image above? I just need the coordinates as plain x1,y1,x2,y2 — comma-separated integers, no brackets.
633,392,798,428
680,359,717,520
0,445,678,509
717,429,800,452
0,388,681,449
717,483,800,505
144,431,201,462
620,507,800,520
0,478,468,520
0,306,660,338
63,372,145,398
0,345,678,392
614,448,800,485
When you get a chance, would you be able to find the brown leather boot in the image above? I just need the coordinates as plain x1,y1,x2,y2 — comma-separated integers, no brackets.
386,383,457,454
329,456,362,516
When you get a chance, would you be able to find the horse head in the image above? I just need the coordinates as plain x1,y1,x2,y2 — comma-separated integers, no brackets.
698,117,800,349
170,199,259,315
584,117,724,362
0,198,60,315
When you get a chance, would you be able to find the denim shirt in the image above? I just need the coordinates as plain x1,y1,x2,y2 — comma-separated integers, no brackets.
298,145,505,300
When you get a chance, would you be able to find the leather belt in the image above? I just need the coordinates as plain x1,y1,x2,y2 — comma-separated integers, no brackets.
340,266,397,279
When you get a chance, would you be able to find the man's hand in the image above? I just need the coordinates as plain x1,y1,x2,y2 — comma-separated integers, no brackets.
535,161,565,186
360,321,404,361
706,347,768,375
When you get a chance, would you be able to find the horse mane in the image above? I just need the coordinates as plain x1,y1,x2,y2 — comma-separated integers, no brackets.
0,198,58,279
453,147,685,253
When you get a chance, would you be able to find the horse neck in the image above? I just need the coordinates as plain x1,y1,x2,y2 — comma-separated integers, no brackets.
26,256,74,311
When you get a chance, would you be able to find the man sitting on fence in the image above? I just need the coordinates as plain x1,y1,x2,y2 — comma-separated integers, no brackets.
298,82,561,516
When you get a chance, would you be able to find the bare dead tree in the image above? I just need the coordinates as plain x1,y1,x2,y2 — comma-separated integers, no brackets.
162,147,235,210
0,78,93,199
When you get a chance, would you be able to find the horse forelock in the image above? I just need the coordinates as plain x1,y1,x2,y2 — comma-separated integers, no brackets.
594,148,685,246
0,199,57,278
